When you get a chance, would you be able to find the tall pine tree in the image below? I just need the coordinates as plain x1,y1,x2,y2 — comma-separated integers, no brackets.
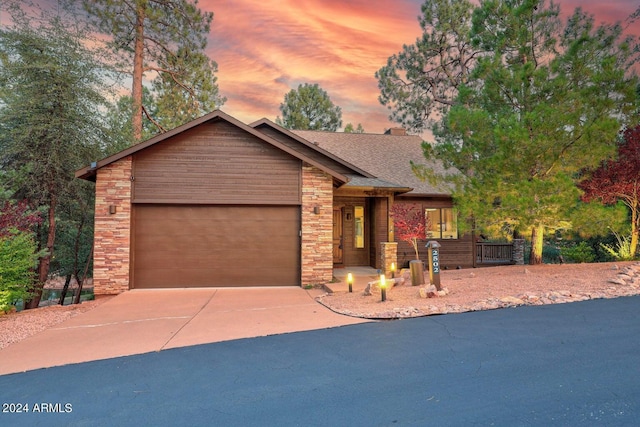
379,0,639,264
83,0,225,142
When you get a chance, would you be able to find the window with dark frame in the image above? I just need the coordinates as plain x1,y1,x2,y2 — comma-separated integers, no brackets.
425,208,458,239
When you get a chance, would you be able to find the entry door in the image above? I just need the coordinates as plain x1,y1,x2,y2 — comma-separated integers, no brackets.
333,208,343,264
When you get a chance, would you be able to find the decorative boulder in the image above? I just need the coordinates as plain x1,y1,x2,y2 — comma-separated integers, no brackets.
419,285,449,298
363,277,404,296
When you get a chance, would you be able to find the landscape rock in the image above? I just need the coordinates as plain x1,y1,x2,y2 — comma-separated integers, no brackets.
500,296,524,305
363,277,404,296
318,262,640,320
418,285,438,298
436,287,449,297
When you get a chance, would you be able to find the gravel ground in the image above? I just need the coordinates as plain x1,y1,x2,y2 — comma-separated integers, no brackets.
318,261,640,318
0,297,113,349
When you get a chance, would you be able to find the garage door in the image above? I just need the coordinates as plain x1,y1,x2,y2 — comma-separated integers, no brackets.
132,205,300,288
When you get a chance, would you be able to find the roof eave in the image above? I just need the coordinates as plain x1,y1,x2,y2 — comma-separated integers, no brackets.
396,192,453,198
338,184,413,194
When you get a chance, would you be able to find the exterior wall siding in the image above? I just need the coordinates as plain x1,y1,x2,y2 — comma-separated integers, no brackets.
394,197,475,269
93,157,132,294
301,164,333,285
132,121,301,205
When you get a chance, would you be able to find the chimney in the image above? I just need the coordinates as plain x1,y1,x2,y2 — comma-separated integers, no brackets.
384,127,407,136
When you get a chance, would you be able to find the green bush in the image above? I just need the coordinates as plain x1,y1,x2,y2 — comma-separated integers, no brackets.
542,244,562,264
560,241,596,263
0,231,37,312
522,242,559,264
600,232,635,261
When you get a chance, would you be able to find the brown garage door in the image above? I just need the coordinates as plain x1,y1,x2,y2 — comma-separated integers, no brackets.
132,205,300,288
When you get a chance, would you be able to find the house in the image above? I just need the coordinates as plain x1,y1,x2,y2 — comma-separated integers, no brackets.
287,127,475,270
76,110,476,295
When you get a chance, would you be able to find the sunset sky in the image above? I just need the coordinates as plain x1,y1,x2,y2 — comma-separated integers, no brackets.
8,1,640,134
200,0,640,134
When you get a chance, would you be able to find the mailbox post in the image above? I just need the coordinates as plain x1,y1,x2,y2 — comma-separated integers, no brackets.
425,241,442,291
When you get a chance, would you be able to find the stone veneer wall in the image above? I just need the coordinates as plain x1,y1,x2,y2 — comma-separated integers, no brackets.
93,156,133,294
512,239,525,265
301,164,333,286
380,242,398,277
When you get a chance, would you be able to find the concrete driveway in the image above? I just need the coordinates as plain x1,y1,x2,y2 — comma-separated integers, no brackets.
0,287,370,375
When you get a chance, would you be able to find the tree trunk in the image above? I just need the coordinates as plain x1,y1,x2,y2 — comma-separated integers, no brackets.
131,3,146,142
25,198,57,309
73,275,84,305
74,245,93,305
59,274,72,306
530,225,544,265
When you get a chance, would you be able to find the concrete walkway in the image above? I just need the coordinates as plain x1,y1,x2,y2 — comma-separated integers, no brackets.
0,287,370,376
329,266,382,292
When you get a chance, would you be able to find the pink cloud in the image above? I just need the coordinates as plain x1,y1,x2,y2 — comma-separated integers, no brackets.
203,0,638,135
14,0,638,136
29,0,636,136
561,1,639,34
203,0,425,133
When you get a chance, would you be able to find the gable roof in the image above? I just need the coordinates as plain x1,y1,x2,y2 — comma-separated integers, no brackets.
249,118,374,179
75,110,454,197
250,119,413,193
75,110,361,183
291,130,454,197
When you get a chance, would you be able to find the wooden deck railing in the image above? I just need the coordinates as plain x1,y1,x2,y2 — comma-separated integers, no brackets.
476,242,514,265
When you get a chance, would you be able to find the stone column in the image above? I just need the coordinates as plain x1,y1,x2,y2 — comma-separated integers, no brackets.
512,239,525,265
380,242,398,277
300,164,333,286
93,156,132,295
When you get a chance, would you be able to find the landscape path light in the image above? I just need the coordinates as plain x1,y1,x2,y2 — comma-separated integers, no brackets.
347,272,353,293
380,274,387,302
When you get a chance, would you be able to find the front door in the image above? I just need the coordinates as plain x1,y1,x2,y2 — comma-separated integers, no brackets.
333,207,343,264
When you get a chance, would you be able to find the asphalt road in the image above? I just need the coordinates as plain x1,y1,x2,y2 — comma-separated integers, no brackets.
2,296,640,426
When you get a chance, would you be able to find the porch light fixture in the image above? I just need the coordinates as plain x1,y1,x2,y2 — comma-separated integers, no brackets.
313,206,320,215
109,205,117,215
380,274,387,302
347,273,353,293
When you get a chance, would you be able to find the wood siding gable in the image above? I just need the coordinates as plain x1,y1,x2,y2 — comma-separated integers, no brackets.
132,120,302,205
76,110,352,187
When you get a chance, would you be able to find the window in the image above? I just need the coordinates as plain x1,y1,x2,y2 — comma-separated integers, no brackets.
354,206,365,248
425,208,458,239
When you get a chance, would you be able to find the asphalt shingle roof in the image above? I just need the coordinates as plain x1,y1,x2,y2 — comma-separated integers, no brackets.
292,130,454,196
